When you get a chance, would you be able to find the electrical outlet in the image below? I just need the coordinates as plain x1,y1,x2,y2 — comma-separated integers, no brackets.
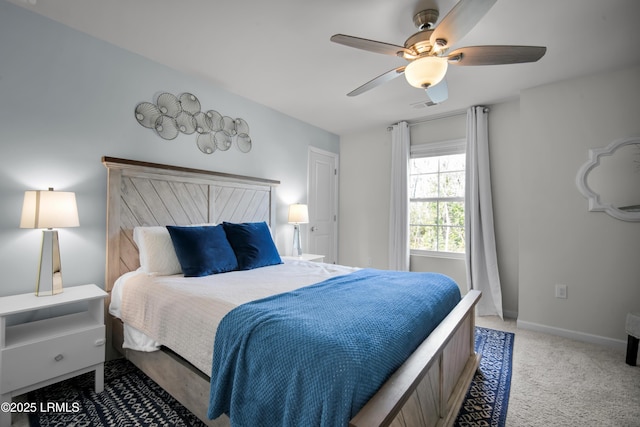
555,284,568,299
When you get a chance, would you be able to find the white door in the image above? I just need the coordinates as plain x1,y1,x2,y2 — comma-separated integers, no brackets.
307,147,338,263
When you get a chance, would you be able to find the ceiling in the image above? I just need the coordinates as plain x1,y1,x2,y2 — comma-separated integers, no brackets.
9,0,640,136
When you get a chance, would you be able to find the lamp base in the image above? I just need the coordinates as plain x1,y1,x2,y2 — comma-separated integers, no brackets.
36,229,64,296
292,224,302,256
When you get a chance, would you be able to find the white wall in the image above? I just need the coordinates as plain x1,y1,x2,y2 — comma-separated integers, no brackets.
339,114,470,290
518,65,640,344
487,100,521,319
338,114,467,276
339,127,391,269
339,64,640,345
410,115,466,142
0,1,339,298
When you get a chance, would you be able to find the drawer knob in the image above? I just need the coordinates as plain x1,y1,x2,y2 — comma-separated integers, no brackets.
95,338,106,347
54,354,64,362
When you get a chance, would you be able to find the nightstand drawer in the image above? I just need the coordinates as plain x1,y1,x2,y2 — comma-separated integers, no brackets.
1,325,105,393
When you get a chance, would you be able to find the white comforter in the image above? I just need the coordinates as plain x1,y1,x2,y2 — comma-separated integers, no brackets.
109,258,357,375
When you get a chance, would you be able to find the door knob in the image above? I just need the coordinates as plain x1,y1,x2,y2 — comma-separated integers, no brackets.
310,226,317,232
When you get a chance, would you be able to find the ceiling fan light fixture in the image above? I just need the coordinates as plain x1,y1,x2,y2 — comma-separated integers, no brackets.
404,56,448,89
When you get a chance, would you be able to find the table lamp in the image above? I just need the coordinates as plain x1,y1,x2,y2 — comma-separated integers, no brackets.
20,188,79,296
288,203,309,256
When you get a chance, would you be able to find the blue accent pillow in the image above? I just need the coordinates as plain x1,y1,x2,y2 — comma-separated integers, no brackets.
166,225,238,277
222,221,282,270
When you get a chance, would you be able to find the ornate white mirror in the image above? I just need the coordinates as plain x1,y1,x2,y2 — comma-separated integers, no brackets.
576,136,640,221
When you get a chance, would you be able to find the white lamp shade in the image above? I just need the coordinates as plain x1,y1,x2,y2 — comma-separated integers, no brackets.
20,189,80,229
404,56,448,89
288,203,309,224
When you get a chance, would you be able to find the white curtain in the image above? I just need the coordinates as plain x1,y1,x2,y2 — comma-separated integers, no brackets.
389,121,410,271
465,106,503,318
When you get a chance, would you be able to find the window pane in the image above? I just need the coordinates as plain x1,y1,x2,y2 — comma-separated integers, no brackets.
410,157,439,174
438,201,465,226
410,173,438,199
438,226,465,253
410,201,437,225
409,150,466,254
410,225,437,251
439,171,465,197
439,154,465,172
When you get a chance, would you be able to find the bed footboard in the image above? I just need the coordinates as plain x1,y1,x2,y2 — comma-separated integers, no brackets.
350,289,481,427
110,290,480,427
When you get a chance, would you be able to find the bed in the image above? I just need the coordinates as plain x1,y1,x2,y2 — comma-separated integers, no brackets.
102,156,481,427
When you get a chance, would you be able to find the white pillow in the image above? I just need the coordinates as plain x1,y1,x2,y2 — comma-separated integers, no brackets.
133,226,182,275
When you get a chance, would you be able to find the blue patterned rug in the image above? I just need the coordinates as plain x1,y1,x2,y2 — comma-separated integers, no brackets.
28,358,207,426
455,326,515,427
28,327,512,426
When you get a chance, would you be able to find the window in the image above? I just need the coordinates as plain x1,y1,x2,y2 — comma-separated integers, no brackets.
409,139,466,255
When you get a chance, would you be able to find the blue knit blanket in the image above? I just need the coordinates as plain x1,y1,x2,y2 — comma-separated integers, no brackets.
207,268,461,427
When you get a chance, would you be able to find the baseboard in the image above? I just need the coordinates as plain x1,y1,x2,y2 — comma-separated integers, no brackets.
517,319,627,350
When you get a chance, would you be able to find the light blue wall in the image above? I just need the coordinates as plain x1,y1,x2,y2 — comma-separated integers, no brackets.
0,1,339,297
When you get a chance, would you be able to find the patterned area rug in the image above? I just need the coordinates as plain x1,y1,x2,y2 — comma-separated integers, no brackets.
28,358,207,427
455,327,515,427
28,327,513,426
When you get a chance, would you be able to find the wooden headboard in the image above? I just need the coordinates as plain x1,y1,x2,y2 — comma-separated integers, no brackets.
103,157,280,292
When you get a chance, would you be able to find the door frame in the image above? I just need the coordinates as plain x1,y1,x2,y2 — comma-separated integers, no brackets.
307,146,339,263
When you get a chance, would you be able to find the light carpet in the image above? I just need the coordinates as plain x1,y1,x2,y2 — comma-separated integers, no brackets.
477,316,640,427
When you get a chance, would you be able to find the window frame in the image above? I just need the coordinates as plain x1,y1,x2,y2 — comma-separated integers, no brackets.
409,138,466,259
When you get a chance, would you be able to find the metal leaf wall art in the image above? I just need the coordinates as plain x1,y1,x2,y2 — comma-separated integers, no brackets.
134,92,252,154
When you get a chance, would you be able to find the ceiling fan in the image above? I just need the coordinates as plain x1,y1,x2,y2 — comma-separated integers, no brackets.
330,0,546,103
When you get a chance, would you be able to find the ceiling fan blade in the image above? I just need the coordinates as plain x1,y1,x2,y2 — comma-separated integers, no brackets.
347,66,406,97
430,0,497,49
447,45,547,65
426,79,448,104
331,34,414,57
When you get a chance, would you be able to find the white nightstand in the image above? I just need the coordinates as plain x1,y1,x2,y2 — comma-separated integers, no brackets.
283,253,325,263
0,284,107,427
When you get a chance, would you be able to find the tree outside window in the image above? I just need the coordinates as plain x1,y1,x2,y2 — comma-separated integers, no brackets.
409,152,465,254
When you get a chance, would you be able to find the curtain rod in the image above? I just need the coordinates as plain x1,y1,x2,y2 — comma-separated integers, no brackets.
387,106,489,131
